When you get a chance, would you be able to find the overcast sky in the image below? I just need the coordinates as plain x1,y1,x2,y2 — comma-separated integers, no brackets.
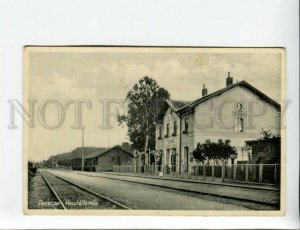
27,48,282,161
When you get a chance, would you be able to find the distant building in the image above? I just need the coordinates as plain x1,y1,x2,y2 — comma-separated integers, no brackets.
71,158,84,171
155,73,281,174
51,161,58,168
70,147,106,171
72,145,134,172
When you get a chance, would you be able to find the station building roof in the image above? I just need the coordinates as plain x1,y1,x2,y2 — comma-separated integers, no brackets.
165,80,280,115
85,145,134,159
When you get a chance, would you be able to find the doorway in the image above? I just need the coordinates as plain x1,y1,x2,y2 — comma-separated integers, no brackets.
184,147,189,172
171,148,176,172
166,149,170,173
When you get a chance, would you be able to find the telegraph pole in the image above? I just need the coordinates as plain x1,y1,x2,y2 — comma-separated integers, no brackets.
144,120,149,163
81,128,84,171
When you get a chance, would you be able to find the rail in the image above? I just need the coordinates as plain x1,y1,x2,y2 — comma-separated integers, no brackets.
44,170,131,210
40,171,67,209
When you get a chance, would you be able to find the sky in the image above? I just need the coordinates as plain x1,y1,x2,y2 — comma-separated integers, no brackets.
26,48,282,161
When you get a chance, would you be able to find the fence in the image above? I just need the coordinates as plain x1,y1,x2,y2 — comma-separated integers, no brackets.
113,165,136,173
113,163,280,185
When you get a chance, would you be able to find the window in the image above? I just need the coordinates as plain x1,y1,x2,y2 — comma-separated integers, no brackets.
182,118,189,134
185,118,189,132
173,121,177,135
166,123,169,137
171,149,176,172
236,103,243,110
159,126,162,139
236,118,244,132
183,147,189,172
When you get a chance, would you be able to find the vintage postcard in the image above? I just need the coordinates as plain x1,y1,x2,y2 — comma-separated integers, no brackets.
23,46,285,216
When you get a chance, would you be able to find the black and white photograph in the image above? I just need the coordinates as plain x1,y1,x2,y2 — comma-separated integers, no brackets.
24,47,285,215
1,0,298,229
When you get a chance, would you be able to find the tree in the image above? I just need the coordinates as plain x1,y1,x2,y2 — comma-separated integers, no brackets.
193,139,237,164
220,139,237,162
192,142,206,163
118,76,170,151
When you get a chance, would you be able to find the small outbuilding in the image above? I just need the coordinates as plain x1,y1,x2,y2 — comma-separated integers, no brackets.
85,145,134,172
245,137,280,164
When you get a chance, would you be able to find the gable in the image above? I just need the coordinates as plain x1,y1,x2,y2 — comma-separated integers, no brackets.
99,146,134,158
194,86,279,118
160,99,191,119
178,81,280,114
192,85,280,136
163,107,180,124
212,86,279,112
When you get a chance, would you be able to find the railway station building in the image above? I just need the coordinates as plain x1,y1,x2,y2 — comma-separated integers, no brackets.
155,73,281,174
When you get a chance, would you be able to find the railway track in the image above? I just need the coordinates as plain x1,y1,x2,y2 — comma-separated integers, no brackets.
62,170,279,210
40,170,131,210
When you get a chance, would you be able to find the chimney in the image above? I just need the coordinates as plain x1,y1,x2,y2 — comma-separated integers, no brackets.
202,84,208,97
121,142,130,150
226,72,233,86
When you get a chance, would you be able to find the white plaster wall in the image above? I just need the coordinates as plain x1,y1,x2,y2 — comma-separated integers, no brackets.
193,86,280,161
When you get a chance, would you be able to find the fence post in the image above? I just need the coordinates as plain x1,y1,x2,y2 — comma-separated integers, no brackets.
221,163,225,182
245,163,249,182
274,163,277,184
259,163,263,183
212,164,215,181
203,165,206,181
233,164,236,181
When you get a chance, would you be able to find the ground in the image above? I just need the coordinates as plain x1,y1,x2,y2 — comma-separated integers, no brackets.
28,169,279,210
